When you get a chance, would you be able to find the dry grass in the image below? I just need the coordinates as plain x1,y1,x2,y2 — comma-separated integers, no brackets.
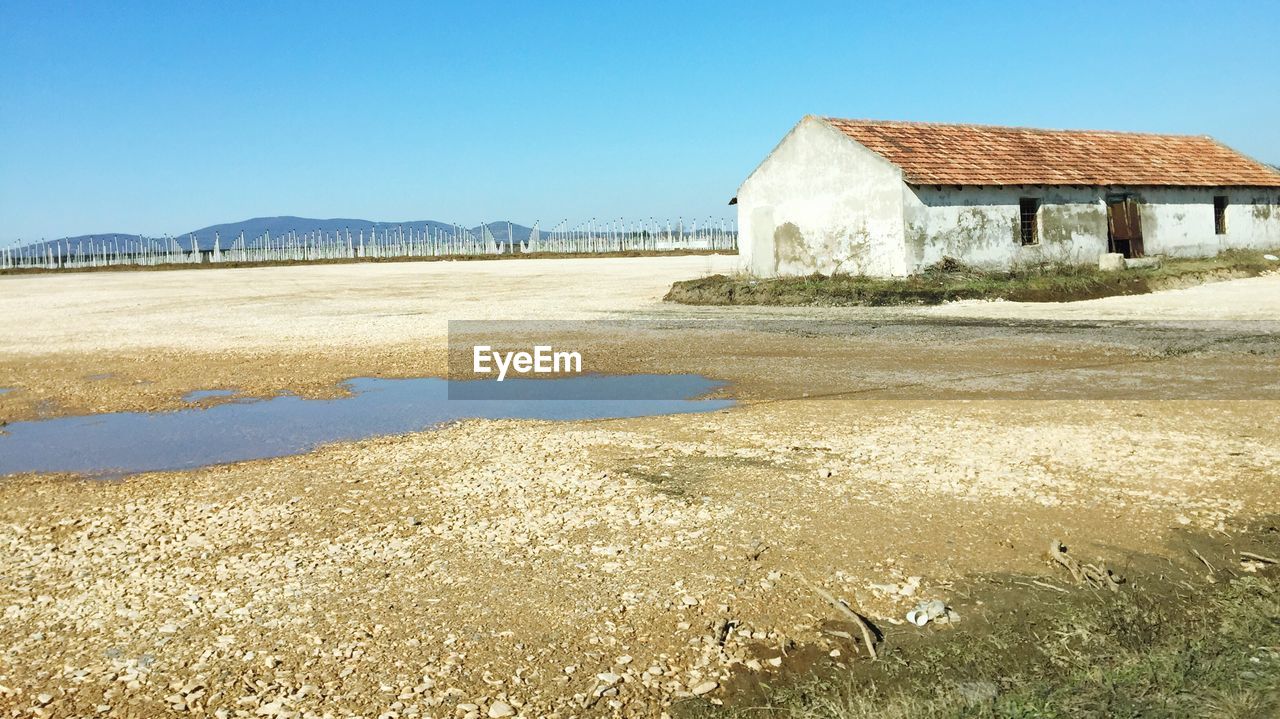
665,249,1279,306
683,574,1280,719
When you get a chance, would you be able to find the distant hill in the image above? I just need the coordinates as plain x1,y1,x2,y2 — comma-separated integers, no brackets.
16,217,540,252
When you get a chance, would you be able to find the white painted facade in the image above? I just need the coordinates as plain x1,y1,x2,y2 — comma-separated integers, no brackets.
737,117,1280,277
738,117,909,277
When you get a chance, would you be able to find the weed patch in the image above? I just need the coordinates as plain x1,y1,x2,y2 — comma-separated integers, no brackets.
680,569,1280,719
665,249,1278,306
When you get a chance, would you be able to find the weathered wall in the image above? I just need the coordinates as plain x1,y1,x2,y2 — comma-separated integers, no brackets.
903,185,1280,272
903,186,1108,272
1133,187,1280,256
737,117,908,277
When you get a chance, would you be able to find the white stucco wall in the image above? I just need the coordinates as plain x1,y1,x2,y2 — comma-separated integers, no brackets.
1135,187,1280,256
903,186,1110,272
902,185,1280,273
737,117,908,277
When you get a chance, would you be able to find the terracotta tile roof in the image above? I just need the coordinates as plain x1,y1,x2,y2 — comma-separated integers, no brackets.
822,117,1280,187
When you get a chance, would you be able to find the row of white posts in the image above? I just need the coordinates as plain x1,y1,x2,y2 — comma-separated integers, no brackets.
1,219,737,270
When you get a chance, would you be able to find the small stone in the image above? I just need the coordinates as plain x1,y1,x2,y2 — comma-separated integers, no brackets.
691,681,719,696
37,693,54,706
615,655,632,665
487,702,515,718
954,680,999,705
159,624,178,634
681,595,698,607
817,467,834,478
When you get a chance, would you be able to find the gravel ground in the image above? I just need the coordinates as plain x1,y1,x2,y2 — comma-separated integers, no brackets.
1,258,1278,717
0,256,737,354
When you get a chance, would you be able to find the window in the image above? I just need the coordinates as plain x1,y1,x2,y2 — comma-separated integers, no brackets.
1019,198,1040,245
1214,195,1228,235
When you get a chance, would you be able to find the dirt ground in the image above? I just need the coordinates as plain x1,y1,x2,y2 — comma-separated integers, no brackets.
1,257,1278,718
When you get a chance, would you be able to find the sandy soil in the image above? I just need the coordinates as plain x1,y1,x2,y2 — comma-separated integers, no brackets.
1,257,1278,718
0,256,737,354
927,272,1280,321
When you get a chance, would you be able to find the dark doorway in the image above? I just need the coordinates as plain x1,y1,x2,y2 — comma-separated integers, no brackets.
1107,196,1144,258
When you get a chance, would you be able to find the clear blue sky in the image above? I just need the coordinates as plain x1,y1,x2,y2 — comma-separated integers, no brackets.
1,1,1276,243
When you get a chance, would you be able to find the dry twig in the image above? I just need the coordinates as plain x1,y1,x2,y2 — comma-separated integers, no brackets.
1192,548,1216,578
1241,551,1279,565
1049,539,1123,592
799,575,878,660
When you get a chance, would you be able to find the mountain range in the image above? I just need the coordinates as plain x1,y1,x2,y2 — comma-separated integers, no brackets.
18,217,542,252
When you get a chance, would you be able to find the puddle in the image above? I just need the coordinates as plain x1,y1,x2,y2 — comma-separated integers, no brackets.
0,388,11,396
182,389,237,402
0,375,731,477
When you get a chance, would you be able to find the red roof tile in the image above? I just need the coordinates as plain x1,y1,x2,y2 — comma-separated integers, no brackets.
822,118,1280,187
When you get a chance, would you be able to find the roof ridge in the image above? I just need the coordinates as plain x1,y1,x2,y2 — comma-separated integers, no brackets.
820,116,1213,140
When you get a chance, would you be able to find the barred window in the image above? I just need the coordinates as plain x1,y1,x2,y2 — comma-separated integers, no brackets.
1019,198,1041,245
1214,196,1228,235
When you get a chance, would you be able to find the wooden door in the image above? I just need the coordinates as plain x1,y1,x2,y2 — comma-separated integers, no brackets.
1107,198,1144,258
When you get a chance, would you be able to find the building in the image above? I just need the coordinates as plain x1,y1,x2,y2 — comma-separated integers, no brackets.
734,117,1280,277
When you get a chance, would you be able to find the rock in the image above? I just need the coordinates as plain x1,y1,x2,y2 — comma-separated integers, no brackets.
487,702,515,718
817,467,834,478
954,680,999,705
899,576,922,597
1098,252,1125,271
690,681,718,696
158,623,178,634
1124,256,1162,270
681,595,699,607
